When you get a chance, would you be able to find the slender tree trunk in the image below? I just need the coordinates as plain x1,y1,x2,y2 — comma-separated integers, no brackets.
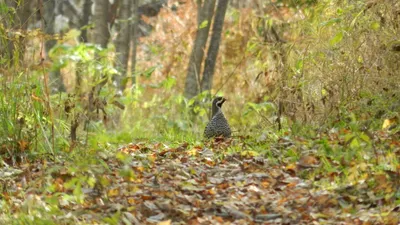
79,0,92,43
130,0,139,87
114,0,132,93
201,0,229,92
75,0,92,93
93,0,110,48
91,0,110,95
196,0,203,23
109,0,121,29
183,0,216,99
70,0,93,141
44,0,56,53
44,0,66,93
2,0,30,67
89,0,110,116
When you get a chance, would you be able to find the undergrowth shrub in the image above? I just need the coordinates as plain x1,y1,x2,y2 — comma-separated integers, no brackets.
0,9,66,162
215,0,400,132
279,0,400,127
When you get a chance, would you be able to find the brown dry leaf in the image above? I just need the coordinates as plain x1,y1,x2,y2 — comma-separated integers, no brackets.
298,155,319,168
135,166,144,172
157,220,171,225
127,197,136,205
261,180,270,188
285,163,298,175
214,216,224,223
180,157,188,163
54,177,64,192
107,188,119,197
287,182,297,188
205,188,216,196
31,93,43,102
148,154,157,163
277,197,288,206
374,174,391,192
204,158,215,166
128,143,141,151
18,140,29,151
315,194,338,208
187,218,201,225
217,181,230,189
158,149,170,156
141,195,154,200
177,142,189,151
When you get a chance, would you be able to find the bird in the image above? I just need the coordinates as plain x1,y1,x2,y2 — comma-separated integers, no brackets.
204,97,232,139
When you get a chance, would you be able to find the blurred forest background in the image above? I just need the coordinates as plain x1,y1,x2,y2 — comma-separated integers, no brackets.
1,0,399,152
1,0,400,223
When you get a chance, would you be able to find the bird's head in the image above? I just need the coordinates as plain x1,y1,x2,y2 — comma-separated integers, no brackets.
213,96,226,108
211,97,227,118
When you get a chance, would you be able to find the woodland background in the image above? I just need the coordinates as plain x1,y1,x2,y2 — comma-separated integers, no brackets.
0,0,400,224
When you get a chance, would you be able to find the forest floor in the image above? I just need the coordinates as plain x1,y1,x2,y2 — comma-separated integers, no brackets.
1,130,400,225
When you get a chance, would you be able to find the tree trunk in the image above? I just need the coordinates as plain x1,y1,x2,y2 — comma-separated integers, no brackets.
1,0,31,67
130,0,139,87
44,0,56,54
183,0,216,99
91,0,110,95
79,0,93,43
89,0,110,116
114,0,132,93
93,0,110,48
201,0,229,93
44,0,66,93
75,0,93,93
196,0,203,24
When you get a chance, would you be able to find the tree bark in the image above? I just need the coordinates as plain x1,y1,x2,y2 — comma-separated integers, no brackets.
44,0,66,93
183,0,216,99
79,0,92,43
1,0,31,67
91,0,111,95
89,0,110,116
201,0,229,93
75,0,92,93
130,0,139,87
114,0,132,93
93,0,110,48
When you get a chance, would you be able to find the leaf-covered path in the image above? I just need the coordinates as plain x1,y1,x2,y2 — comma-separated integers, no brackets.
115,142,317,224
3,136,399,224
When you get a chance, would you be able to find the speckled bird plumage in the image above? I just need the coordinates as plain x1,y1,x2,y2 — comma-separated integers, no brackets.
204,97,231,139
